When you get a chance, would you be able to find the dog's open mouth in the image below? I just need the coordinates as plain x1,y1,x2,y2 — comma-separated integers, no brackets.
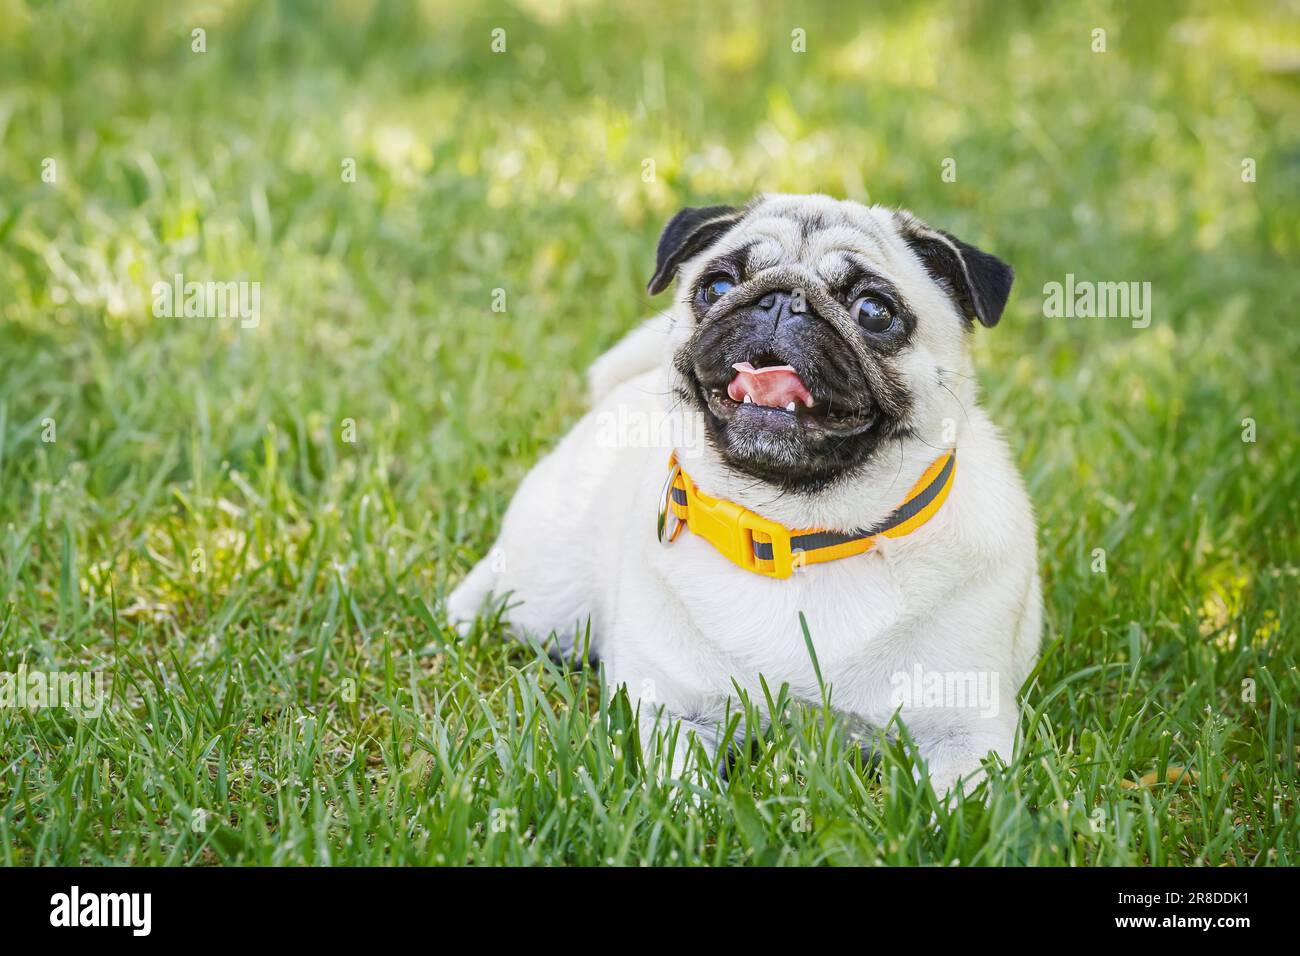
702,361,876,436
726,362,814,410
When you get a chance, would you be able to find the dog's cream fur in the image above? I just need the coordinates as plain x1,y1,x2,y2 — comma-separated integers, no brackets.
449,196,1041,794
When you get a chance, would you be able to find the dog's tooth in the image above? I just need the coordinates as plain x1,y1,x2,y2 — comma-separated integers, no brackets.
743,394,752,404
785,402,796,412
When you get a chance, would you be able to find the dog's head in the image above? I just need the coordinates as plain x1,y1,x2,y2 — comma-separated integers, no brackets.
649,194,1013,492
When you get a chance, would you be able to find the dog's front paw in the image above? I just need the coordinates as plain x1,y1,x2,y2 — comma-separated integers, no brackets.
916,730,1011,802
446,553,502,636
926,760,990,801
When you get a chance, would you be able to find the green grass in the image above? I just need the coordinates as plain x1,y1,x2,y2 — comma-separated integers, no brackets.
1,0,1297,865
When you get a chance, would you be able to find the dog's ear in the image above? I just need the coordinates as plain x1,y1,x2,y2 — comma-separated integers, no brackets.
647,205,741,296
897,217,1014,328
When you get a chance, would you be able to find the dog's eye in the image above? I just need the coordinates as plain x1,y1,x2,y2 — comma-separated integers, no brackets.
851,295,894,333
702,276,734,303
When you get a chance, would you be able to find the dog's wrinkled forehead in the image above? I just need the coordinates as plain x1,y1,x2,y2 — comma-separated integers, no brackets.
706,195,907,287
650,194,1014,329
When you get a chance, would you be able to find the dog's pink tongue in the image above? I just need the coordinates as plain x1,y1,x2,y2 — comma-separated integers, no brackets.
726,362,814,408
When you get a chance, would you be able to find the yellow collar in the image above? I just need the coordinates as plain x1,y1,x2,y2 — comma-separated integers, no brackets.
657,451,956,579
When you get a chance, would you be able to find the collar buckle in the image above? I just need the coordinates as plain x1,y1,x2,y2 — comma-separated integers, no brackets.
737,511,795,578
666,464,796,579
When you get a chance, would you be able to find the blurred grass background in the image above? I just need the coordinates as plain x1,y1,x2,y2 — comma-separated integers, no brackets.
0,0,1297,864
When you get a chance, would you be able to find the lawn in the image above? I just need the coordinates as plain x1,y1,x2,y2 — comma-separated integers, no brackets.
0,0,1296,865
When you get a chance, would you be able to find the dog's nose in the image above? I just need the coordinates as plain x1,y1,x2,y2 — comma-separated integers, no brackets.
755,290,797,324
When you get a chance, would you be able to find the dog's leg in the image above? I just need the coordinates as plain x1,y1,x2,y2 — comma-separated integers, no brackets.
445,536,595,655
445,553,495,632
922,578,1040,795
904,708,1017,798
445,397,633,653
608,642,729,780
634,706,746,782
910,571,1041,795
1011,571,1044,689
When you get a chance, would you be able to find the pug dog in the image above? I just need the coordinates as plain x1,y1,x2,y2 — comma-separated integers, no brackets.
448,194,1041,794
